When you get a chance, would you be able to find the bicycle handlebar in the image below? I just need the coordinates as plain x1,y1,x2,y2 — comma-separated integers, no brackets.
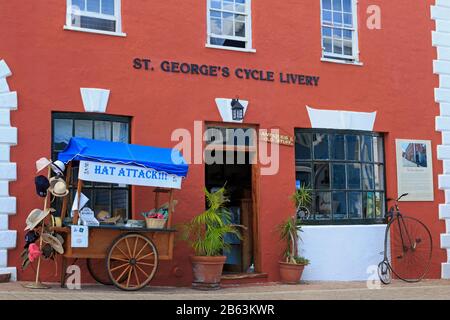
387,193,409,203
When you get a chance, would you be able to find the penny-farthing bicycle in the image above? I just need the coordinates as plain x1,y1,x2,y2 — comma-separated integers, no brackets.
378,193,432,284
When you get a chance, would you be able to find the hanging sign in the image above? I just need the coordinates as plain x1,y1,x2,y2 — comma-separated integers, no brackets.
78,160,182,189
259,131,295,147
71,225,89,248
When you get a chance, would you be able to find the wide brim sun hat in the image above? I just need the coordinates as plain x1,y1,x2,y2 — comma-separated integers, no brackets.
24,208,56,231
41,233,64,254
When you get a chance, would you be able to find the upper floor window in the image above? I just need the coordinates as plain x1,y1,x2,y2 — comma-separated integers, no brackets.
65,0,125,36
321,0,359,63
207,0,255,52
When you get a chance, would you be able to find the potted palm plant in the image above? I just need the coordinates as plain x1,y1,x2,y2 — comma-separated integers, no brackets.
278,186,312,284
180,186,241,290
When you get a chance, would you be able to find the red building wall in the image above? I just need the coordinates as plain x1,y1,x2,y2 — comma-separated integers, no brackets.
0,0,443,285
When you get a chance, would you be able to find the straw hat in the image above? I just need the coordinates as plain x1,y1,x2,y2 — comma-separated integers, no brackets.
24,208,55,231
41,233,64,254
48,177,69,197
35,157,52,174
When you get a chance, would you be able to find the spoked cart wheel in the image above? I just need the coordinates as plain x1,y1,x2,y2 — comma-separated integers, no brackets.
87,258,113,285
386,216,433,283
106,233,159,291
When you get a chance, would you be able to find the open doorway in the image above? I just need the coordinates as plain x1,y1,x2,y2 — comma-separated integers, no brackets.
205,150,255,274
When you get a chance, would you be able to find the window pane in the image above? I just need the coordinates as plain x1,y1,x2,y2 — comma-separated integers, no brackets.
296,164,312,188
346,135,360,160
79,16,116,32
72,0,85,10
343,29,352,40
113,189,128,221
333,39,343,54
344,41,353,56
235,3,245,13
333,28,342,39
322,27,332,37
332,191,347,219
314,163,330,190
343,0,352,12
223,0,234,11
375,165,384,190
87,0,100,13
75,120,93,139
375,192,384,218
347,163,361,189
323,0,332,10
94,121,111,141
331,134,345,160
362,164,374,190
363,192,375,219
315,192,331,219
223,19,234,36
210,18,222,34
93,189,111,214
54,119,73,151
333,12,342,26
333,0,342,11
373,136,384,162
235,22,245,37
113,122,129,143
295,133,312,160
344,13,353,26
101,0,115,15
348,192,362,218
313,133,329,160
332,164,346,189
211,0,221,9
323,37,332,53
322,10,332,23
361,135,373,161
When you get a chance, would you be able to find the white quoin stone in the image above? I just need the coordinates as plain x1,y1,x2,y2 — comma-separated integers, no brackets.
446,190,450,204
0,182,8,196
440,204,450,219
0,163,16,181
436,116,450,131
0,250,6,268
433,31,450,48
0,92,17,109
444,160,450,174
0,78,9,94
434,60,450,75
0,197,16,215
80,88,110,113
0,109,10,126
438,47,450,61
0,127,17,145
0,230,16,249
0,215,8,230
0,61,11,79
436,88,450,103
439,174,450,190
442,132,450,145
442,234,450,249
0,145,10,162
438,145,450,159
441,103,450,116
442,263,450,279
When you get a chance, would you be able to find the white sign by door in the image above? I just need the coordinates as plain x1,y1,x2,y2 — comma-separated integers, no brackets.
78,160,182,189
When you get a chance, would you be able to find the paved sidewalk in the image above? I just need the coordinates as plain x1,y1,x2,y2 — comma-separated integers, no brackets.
0,280,450,300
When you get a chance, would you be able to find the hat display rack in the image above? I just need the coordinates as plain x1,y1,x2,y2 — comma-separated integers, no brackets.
23,159,69,289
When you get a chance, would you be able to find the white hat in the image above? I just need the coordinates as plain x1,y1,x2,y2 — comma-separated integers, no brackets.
48,177,69,197
24,208,56,231
51,160,66,176
36,157,52,173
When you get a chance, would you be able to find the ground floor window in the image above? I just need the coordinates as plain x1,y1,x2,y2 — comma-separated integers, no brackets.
295,128,385,224
52,112,131,219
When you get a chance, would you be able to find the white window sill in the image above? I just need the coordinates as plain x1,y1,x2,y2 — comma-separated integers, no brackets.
321,57,363,66
205,44,256,53
64,25,127,37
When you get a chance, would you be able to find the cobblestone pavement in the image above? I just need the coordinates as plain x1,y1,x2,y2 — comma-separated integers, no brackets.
0,280,450,300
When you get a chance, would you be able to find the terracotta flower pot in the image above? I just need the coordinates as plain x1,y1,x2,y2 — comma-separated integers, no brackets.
279,261,306,284
190,255,226,290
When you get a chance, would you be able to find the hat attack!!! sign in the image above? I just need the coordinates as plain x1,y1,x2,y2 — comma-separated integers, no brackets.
78,160,182,189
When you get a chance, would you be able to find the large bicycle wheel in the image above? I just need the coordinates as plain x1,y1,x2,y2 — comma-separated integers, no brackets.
387,216,432,282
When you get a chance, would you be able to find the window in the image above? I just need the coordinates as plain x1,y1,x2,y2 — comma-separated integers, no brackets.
52,112,131,220
321,0,359,63
207,0,254,52
65,0,125,36
295,129,385,224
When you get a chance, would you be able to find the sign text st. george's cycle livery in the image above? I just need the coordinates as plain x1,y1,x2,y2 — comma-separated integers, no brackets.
133,58,320,87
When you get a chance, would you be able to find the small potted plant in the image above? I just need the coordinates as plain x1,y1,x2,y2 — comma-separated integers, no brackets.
180,186,241,290
278,189,311,284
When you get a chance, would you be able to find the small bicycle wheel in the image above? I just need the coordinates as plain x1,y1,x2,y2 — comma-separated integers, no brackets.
378,261,391,285
387,216,432,282
106,233,159,291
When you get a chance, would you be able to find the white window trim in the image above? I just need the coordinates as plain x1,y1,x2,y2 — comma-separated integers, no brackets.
65,0,126,37
320,0,360,64
206,0,255,53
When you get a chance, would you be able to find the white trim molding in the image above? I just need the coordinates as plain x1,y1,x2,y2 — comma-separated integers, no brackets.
432,0,450,279
306,106,377,131
80,88,110,113
0,59,17,281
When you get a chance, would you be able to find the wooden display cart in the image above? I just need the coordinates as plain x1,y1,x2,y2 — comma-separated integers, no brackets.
54,138,188,291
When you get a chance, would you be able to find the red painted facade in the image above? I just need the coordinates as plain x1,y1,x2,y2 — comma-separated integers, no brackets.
0,0,444,285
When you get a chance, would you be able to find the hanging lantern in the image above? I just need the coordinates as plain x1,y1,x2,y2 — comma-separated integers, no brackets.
231,98,244,121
